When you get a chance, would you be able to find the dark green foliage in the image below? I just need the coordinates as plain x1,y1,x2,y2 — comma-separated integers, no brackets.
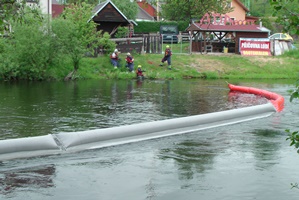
286,129,299,153
115,26,129,38
246,0,274,17
160,0,232,22
0,20,56,80
0,2,115,81
98,32,116,54
259,17,276,33
111,0,138,20
289,76,299,102
270,0,299,35
0,0,44,36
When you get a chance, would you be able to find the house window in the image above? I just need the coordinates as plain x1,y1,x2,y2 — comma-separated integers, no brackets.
226,2,232,8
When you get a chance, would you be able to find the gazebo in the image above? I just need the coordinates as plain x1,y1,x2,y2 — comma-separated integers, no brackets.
186,13,270,54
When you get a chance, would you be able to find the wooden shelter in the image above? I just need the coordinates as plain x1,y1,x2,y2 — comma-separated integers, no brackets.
186,13,270,54
89,0,136,38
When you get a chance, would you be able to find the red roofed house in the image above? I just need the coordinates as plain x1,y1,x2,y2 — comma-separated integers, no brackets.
226,0,259,24
136,0,157,21
226,0,249,21
137,0,156,18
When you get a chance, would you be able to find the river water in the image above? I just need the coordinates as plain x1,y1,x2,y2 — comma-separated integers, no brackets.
0,79,299,200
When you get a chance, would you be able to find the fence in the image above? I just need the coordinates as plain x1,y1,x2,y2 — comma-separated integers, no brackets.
110,33,192,55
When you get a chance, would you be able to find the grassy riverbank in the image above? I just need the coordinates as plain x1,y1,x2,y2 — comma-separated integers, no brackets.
58,50,299,80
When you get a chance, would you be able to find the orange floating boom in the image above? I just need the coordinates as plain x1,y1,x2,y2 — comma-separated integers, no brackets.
228,83,284,112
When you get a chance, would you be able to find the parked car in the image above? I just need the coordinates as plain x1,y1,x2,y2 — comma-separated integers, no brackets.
269,33,293,42
160,25,178,44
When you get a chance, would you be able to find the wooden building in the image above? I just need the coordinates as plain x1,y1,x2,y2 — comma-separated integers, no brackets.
89,0,136,38
186,13,270,54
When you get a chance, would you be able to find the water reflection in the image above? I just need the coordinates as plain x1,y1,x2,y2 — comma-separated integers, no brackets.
136,79,143,88
0,164,55,195
250,129,282,170
159,139,219,180
0,80,239,139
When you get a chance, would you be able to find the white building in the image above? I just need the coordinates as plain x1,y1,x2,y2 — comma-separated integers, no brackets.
26,0,52,16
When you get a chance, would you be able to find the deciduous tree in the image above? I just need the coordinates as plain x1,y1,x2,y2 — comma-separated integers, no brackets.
53,2,103,80
157,0,233,22
270,0,299,35
110,0,139,20
0,0,43,35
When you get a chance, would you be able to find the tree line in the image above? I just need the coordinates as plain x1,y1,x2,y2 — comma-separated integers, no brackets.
0,0,298,81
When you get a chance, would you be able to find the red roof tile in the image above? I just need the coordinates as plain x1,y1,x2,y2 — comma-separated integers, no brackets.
189,22,269,33
137,1,156,17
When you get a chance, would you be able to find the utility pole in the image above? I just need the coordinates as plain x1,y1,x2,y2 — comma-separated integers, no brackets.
157,0,159,21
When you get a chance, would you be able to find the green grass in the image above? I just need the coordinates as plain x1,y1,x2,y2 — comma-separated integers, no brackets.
53,49,299,80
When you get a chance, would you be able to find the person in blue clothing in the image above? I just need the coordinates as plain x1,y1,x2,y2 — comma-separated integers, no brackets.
159,45,172,70
125,52,134,72
110,49,120,69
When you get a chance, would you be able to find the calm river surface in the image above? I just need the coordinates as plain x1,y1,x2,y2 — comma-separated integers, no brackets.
0,79,299,200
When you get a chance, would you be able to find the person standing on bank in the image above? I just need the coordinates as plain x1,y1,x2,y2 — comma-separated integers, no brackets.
125,52,134,72
159,45,172,70
110,49,120,69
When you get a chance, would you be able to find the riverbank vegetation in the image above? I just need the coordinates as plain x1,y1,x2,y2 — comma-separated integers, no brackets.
1,46,299,81
49,49,299,81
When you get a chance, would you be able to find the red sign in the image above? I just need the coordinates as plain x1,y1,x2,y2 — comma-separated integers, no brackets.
239,38,271,56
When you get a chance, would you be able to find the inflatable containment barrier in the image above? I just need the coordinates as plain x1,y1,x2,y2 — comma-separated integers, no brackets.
56,103,276,152
0,84,284,160
228,83,284,112
0,135,61,160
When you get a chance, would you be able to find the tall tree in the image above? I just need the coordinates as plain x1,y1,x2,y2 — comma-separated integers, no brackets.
53,1,103,80
158,0,233,22
0,0,43,35
247,0,274,17
54,0,139,20
110,0,139,20
270,0,299,35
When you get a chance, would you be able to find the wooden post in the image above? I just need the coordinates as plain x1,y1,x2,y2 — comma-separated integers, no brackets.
153,36,157,54
146,34,150,53
203,32,207,53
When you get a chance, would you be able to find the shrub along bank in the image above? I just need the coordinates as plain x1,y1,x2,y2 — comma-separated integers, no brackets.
1,49,299,81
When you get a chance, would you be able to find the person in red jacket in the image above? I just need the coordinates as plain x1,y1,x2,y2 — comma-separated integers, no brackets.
125,52,134,72
136,65,145,79
159,45,172,70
